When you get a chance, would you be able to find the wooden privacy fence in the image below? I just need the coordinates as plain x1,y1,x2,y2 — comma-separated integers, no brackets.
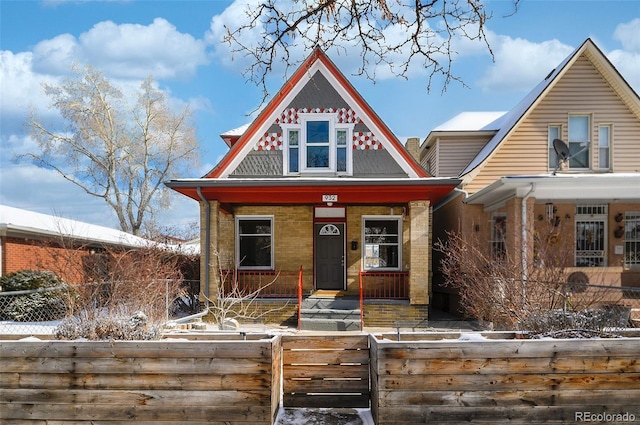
0,334,281,425
3,332,640,424
282,334,370,408
370,333,640,424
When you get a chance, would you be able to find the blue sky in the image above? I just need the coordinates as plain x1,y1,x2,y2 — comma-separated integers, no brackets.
1,0,639,234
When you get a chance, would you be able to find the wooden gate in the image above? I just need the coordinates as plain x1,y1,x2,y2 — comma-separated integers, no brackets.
282,335,370,408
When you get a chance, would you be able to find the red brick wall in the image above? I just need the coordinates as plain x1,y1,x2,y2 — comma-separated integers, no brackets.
1,237,93,284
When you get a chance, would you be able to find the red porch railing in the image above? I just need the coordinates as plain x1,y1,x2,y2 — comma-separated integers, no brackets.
359,271,410,300
221,269,300,298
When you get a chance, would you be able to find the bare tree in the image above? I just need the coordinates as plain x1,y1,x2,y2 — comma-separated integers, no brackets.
224,0,520,103
436,227,617,333
25,65,200,235
205,253,290,330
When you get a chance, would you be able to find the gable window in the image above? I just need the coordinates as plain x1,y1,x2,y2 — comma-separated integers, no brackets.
236,216,273,269
598,125,611,170
490,213,507,260
568,115,590,169
306,120,330,168
548,125,561,169
283,113,353,175
363,217,401,270
288,129,300,173
625,212,640,268
575,205,607,267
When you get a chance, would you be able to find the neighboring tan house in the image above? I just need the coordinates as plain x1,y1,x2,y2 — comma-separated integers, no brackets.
167,48,460,328
0,204,198,284
422,38,640,314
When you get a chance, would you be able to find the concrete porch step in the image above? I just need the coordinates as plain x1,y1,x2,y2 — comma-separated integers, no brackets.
300,308,361,320
299,294,361,331
299,317,361,331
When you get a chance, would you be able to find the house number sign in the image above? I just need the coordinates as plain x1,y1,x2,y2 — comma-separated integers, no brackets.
322,194,338,203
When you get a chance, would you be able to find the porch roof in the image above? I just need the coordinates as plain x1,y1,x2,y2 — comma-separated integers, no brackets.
166,177,461,205
464,173,640,210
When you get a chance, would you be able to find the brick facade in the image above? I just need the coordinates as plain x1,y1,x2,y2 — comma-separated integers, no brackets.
1,236,93,284
198,200,434,326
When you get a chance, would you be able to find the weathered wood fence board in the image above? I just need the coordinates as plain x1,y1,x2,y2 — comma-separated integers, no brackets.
282,334,370,408
0,335,280,425
370,335,640,424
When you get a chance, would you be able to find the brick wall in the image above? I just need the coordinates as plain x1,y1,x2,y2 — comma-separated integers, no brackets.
1,237,91,283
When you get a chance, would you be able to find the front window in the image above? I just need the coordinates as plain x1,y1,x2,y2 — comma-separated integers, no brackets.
625,212,640,268
236,216,273,269
363,217,401,270
575,205,607,267
283,113,353,175
306,120,330,168
548,125,561,169
598,125,611,170
491,213,507,260
568,115,590,169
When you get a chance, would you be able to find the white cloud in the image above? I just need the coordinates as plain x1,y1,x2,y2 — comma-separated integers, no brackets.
29,18,208,80
610,18,640,93
477,36,574,93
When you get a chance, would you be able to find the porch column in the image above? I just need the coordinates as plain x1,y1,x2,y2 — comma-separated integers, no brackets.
409,200,431,305
505,196,535,272
200,200,222,302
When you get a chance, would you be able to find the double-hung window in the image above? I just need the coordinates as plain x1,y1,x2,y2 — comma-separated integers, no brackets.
236,216,273,269
363,217,401,270
548,125,561,169
568,115,591,169
283,113,353,175
598,124,611,170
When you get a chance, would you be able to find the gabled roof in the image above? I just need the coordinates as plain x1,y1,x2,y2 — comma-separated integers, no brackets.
205,47,428,179
0,205,199,254
457,38,640,178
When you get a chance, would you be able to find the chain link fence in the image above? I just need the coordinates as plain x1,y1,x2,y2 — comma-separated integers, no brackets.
0,280,200,335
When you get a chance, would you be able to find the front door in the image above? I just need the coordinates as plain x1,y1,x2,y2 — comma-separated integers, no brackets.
314,223,345,290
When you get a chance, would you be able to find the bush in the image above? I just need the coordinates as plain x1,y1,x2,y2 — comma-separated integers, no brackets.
0,270,64,291
54,310,161,340
0,270,70,322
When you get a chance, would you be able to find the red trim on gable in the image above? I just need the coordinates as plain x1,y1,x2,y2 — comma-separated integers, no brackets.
205,48,429,179
206,49,325,178
314,54,429,178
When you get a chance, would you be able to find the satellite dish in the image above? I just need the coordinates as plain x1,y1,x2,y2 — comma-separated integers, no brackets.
552,138,571,175
553,138,570,160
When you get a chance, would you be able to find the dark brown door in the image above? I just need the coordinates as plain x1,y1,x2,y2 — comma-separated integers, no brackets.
314,223,345,290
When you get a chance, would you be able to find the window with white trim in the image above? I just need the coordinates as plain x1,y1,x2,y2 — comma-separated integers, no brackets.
282,113,353,175
625,212,640,268
568,115,591,169
598,125,611,170
363,216,401,270
548,125,561,169
575,205,607,267
236,216,273,269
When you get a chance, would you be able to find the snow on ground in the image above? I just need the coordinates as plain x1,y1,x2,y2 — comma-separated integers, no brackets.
275,407,374,425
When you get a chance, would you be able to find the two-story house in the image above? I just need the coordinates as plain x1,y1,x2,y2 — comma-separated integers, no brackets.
423,39,640,315
167,48,460,328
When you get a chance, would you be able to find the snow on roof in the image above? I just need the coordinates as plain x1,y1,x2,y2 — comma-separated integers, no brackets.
220,123,250,137
458,41,584,177
432,111,507,132
0,204,199,254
